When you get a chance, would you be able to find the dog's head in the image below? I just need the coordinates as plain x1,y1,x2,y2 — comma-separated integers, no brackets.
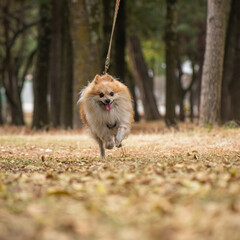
88,74,123,111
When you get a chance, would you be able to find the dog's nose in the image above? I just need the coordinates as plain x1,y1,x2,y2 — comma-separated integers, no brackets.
105,99,111,104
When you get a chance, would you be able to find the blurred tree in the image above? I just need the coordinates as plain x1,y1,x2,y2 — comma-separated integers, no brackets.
0,43,4,125
0,0,37,125
165,0,178,127
125,69,140,122
230,35,240,121
128,26,160,121
69,0,102,128
32,0,51,129
49,0,61,127
176,0,206,122
178,61,197,122
114,0,140,122
60,0,73,129
200,0,227,126
127,0,165,121
0,85,3,125
126,0,161,121
221,0,240,123
49,0,73,129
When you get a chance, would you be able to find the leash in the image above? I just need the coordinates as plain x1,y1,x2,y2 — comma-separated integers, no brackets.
103,0,121,75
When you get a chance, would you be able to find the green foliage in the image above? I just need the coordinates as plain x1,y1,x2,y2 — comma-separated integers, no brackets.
142,40,165,75
127,0,166,75
176,0,207,61
127,0,207,75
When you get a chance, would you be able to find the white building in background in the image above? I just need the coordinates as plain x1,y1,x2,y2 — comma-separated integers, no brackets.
0,75,34,121
21,80,33,113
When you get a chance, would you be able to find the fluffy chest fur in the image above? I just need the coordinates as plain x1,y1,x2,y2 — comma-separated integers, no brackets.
83,93,132,131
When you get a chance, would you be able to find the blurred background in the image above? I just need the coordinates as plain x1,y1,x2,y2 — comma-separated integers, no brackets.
0,0,239,129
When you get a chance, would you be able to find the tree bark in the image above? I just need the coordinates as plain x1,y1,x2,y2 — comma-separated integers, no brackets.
199,0,227,126
32,2,51,129
127,27,160,121
221,0,240,122
229,34,240,121
115,0,139,121
177,55,184,122
61,0,73,129
179,62,197,122
165,0,178,127
0,88,3,125
192,25,206,120
69,0,102,128
49,0,62,128
125,69,140,122
2,0,25,125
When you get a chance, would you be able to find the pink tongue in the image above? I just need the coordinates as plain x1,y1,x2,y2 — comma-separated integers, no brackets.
106,103,111,111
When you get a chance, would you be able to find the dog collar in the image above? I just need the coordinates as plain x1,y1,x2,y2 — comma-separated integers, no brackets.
107,122,117,129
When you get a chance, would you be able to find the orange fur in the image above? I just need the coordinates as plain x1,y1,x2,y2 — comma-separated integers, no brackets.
78,74,134,158
80,74,134,126
80,101,88,126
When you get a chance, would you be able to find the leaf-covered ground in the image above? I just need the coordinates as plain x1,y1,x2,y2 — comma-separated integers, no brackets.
0,123,240,240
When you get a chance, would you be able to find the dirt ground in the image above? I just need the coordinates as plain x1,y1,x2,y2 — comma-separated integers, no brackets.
0,122,240,240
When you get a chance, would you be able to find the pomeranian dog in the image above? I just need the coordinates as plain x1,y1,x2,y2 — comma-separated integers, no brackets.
79,74,134,158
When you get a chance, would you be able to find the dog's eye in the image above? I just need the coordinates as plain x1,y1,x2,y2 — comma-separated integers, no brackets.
110,91,114,96
99,92,104,98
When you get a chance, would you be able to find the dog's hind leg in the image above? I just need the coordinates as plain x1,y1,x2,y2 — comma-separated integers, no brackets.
94,135,105,158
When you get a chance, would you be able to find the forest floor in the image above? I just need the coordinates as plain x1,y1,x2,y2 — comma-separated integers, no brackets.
0,122,240,240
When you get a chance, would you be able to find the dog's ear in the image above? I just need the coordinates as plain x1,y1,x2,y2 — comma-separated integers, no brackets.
94,74,101,84
110,76,114,82
108,74,114,82
103,73,114,82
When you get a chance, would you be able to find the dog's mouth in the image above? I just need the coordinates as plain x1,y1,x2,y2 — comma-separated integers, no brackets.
100,101,114,111
105,103,111,111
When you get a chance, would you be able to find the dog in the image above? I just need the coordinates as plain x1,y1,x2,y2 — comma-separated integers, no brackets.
79,74,134,158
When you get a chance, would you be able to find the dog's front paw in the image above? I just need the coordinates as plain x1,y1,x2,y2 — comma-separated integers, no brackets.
116,143,122,148
115,139,122,148
105,140,114,149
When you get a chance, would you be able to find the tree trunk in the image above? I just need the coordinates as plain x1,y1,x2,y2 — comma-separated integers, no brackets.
32,2,51,129
177,56,184,122
190,61,197,122
229,35,240,121
179,62,197,122
114,0,126,80
116,0,139,121
9,87,24,126
127,27,160,121
190,90,194,122
2,0,24,125
61,0,73,129
69,0,102,128
125,69,140,122
165,0,178,127
49,0,62,128
0,88,3,125
179,91,185,122
191,22,206,120
199,0,227,126
221,0,240,123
